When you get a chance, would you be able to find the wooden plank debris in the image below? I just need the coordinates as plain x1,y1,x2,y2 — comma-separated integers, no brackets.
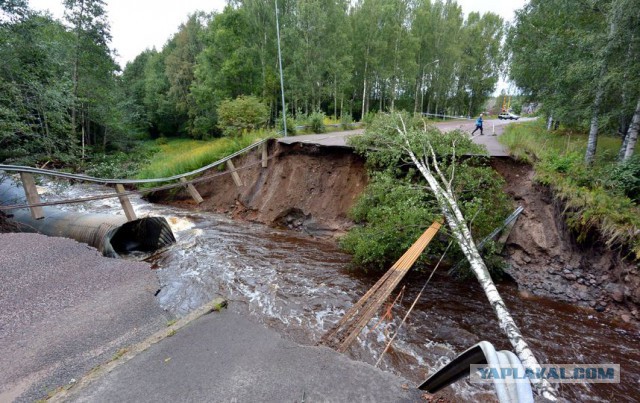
320,221,441,352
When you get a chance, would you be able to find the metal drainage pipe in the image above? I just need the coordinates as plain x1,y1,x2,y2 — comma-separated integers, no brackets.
0,177,176,258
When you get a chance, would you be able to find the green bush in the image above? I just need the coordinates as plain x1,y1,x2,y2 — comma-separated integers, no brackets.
340,112,354,130
308,110,326,133
276,115,296,136
217,95,269,138
362,111,377,126
85,145,159,179
607,155,640,202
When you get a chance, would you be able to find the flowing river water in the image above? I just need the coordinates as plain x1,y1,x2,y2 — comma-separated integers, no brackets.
37,180,640,402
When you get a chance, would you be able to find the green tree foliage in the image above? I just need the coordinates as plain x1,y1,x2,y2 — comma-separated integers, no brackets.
507,0,640,160
342,113,512,271
120,0,504,139
0,11,76,164
64,0,120,156
217,95,269,137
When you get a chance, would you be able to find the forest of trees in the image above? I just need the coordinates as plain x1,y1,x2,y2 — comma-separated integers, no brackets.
0,0,504,165
1,0,637,166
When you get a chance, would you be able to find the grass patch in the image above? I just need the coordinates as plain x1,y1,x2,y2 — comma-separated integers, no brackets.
136,130,274,184
500,121,640,258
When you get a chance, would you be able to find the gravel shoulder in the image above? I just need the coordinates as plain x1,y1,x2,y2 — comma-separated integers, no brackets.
0,233,171,402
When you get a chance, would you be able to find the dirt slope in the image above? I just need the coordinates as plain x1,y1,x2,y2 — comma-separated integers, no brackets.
159,140,368,237
492,159,639,324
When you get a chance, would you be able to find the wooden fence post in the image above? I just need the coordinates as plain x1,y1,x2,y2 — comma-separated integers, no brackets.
261,142,268,168
226,160,243,187
115,184,137,221
180,177,204,204
19,173,44,220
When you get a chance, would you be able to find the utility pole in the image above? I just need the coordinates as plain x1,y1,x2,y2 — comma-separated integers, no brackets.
275,0,287,137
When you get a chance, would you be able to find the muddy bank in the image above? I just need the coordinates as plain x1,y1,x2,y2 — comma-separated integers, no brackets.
492,159,640,325
152,140,368,237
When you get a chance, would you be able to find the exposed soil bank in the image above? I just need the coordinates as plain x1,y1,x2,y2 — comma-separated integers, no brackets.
492,159,640,325
156,141,638,324
152,140,368,237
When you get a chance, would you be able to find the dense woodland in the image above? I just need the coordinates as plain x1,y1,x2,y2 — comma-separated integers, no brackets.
0,0,638,166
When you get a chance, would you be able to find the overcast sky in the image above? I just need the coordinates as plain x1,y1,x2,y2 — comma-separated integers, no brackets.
29,0,527,73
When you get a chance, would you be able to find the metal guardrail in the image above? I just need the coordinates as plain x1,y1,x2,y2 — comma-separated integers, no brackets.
421,112,472,120
0,138,269,185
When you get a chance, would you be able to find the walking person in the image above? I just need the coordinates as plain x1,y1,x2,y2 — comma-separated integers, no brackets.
471,113,484,136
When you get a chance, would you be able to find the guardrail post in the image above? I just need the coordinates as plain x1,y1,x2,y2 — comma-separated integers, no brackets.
226,160,243,187
261,142,268,168
115,184,137,221
19,173,44,219
180,177,204,204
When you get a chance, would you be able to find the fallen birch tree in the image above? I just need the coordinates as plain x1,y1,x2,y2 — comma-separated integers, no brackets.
351,113,557,401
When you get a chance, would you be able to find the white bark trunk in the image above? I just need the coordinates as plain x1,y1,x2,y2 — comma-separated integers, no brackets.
623,98,640,161
396,120,557,401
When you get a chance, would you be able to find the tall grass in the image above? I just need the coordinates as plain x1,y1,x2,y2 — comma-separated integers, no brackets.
500,121,640,258
137,130,272,182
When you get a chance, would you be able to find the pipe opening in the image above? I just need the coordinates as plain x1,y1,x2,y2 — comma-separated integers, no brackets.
105,217,177,258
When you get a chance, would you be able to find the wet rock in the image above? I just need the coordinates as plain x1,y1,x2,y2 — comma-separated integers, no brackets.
605,284,625,303
611,290,624,302
595,306,606,312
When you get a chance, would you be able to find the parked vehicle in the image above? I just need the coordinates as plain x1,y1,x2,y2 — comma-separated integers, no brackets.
498,112,520,120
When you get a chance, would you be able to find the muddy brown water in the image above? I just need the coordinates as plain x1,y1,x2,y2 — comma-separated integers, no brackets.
39,180,640,402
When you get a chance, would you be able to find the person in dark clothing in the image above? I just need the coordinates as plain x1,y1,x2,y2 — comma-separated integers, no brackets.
471,113,484,135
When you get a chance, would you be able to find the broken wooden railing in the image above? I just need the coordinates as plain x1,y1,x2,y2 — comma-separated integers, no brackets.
0,139,271,220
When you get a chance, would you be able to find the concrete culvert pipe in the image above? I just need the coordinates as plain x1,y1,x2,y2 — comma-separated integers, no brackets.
0,176,176,258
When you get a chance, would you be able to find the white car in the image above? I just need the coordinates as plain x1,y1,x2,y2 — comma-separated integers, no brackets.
498,112,520,120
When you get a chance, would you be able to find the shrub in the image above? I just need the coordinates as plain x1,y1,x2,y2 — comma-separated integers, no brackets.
362,111,377,126
276,115,296,136
217,95,269,138
340,112,354,130
308,110,326,133
607,155,640,202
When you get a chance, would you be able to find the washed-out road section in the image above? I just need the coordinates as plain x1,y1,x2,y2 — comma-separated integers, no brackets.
279,117,536,157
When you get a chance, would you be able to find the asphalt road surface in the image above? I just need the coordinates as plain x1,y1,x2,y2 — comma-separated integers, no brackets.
278,117,537,157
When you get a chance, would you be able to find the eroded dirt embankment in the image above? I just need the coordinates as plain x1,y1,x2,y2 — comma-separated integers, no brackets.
153,140,368,237
492,159,639,324
157,140,639,323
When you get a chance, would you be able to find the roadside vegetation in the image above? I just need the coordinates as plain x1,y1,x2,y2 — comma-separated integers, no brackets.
341,113,512,274
500,121,640,258
137,131,268,181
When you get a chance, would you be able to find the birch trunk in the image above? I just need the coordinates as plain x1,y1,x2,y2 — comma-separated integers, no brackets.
586,17,618,165
623,98,640,161
396,119,557,401
585,87,603,165
361,47,369,119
